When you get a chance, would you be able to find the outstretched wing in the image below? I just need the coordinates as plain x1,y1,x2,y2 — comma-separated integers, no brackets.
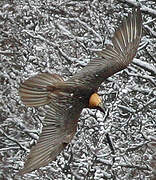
19,91,85,175
19,73,86,174
68,8,142,90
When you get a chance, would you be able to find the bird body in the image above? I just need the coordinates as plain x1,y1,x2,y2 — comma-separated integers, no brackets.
18,8,142,174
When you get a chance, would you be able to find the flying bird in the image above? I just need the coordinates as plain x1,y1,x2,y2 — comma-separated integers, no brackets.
18,8,142,174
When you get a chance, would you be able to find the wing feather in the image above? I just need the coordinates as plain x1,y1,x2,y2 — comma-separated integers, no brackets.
19,93,85,175
68,8,142,89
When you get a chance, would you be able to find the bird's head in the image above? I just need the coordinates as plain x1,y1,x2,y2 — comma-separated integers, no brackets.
89,93,105,113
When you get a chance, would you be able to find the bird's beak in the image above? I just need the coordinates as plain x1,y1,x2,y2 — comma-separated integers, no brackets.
97,102,105,114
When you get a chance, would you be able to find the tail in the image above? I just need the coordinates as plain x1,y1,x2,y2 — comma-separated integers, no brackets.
19,73,64,107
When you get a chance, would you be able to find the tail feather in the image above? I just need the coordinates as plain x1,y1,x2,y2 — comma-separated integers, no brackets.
19,73,64,107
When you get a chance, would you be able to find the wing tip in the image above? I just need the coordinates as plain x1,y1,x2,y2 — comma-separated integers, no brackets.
17,142,64,175
113,7,142,52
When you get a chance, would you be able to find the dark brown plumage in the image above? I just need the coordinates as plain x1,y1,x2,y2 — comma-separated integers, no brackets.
18,8,142,174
